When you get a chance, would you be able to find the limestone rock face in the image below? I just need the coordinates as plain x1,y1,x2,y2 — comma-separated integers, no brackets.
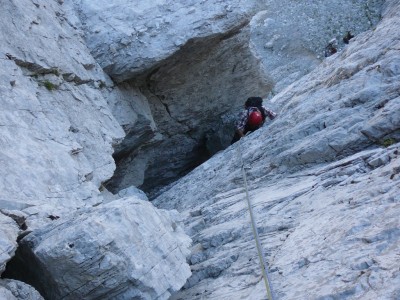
0,0,398,299
67,0,272,194
1,2,193,299
153,2,400,298
0,0,124,226
12,198,191,300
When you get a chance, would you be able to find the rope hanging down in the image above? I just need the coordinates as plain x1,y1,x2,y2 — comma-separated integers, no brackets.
238,137,275,300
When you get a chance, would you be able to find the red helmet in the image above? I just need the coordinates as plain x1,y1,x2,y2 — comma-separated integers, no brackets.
248,111,263,127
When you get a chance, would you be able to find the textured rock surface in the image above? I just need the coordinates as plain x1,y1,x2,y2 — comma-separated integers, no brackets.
0,214,19,275
250,0,384,94
0,280,43,300
69,0,385,195
110,25,272,195
159,146,400,300
0,0,124,227
153,2,400,299
9,198,191,300
66,0,267,82
1,1,192,298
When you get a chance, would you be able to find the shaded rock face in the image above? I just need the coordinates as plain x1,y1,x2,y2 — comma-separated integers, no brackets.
5,198,191,300
153,2,400,298
67,0,271,195
109,25,273,195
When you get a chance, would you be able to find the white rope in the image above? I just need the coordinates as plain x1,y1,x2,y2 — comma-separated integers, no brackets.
238,137,275,300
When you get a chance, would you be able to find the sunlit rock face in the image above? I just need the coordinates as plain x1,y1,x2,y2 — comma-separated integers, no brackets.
0,279,43,300
1,1,191,298
0,0,125,222
0,214,19,275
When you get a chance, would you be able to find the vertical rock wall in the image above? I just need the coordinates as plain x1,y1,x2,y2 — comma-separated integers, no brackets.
1,1,192,298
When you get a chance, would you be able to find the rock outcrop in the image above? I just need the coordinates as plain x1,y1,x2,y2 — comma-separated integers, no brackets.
153,1,400,298
7,198,191,300
0,0,124,219
66,0,267,82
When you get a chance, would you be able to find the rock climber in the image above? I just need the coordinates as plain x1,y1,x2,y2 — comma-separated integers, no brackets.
231,96,277,144
324,38,338,57
343,31,354,44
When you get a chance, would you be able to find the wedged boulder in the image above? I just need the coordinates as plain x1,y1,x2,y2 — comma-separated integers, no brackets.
9,198,191,300
66,0,267,82
0,214,19,275
0,279,43,300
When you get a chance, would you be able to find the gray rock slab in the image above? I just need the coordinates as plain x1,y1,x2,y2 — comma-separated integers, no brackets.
0,0,131,229
16,198,191,300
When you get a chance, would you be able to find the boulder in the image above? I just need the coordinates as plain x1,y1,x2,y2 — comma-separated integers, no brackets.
66,0,267,82
10,198,191,300
0,214,19,275
0,279,43,300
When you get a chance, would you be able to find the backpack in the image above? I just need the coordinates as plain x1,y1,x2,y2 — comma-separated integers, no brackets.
247,110,263,128
245,97,265,128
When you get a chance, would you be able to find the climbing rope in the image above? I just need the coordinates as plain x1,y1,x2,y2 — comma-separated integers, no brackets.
238,137,275,300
